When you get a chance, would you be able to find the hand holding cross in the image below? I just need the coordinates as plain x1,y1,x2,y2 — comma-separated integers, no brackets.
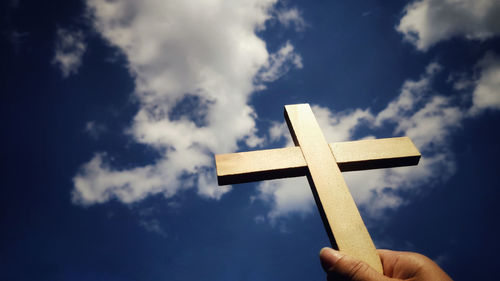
215,104,421,273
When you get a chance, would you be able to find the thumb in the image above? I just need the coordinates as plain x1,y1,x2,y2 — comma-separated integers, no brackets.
319,248,389,281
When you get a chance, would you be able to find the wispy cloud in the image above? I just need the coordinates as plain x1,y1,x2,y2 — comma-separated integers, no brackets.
257,41,303,83
275,7,307,32
52,28,86,78
397,0,500,51
139,219,167,237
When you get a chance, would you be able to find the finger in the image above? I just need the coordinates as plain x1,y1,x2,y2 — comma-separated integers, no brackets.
377,249,453,281
320,248,390,281
376,249,400,277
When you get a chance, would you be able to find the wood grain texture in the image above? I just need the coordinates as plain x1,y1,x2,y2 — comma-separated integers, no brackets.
216,137,420,185
284,104,383,273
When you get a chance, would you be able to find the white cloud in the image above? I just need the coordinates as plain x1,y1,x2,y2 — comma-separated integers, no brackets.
257,41,303,83
256,177,313,221
397,0,500,51
52,28,86,77
268,121,289,143
275,7,306,31
257,62,464,219
469,51,500,114
70,0,500,225
73,0,302,205
312,105,374,142
375,63,442,126
73,154,174,205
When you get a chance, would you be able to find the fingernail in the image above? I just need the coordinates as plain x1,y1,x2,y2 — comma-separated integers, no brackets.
319,247,344,271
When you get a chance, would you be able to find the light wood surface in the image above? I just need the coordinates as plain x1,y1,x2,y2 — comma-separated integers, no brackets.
216,137,420,185
216,147,307,185
284,104,383,273
214,103,422,273
332,137,420,171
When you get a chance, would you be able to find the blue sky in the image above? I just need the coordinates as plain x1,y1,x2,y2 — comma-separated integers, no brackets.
2,0,500,280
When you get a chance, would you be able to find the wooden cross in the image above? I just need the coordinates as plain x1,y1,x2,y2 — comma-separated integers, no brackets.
214,104,421,273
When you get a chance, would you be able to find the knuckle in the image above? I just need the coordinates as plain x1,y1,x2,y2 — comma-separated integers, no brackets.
346,260,370,280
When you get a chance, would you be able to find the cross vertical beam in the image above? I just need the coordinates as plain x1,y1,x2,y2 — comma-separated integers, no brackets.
215,103,421,273
284,104,382,272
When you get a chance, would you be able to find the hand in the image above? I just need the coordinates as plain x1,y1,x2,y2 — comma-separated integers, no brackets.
319,247,453,281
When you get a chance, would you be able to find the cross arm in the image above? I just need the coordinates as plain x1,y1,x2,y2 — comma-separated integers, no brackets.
215,137,420,185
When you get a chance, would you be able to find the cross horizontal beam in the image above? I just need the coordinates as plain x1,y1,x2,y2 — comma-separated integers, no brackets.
216,137,420,185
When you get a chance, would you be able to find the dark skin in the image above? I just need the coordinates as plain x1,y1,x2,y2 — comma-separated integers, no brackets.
319,248,453,281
